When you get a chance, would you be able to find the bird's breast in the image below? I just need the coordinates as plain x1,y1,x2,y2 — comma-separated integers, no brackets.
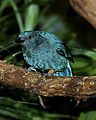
23,45,67,71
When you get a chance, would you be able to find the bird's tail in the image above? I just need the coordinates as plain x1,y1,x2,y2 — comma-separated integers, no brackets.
54,62,73,77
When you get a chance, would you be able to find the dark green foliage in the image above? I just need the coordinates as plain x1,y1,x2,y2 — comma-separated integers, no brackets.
0,0,96,119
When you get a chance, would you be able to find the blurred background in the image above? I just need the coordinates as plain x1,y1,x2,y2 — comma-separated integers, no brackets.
0,0,96,120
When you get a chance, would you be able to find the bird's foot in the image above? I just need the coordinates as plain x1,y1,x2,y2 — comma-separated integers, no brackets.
27,67,36,72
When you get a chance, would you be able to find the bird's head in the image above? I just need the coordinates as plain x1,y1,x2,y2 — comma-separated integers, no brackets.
16,31,40,51
16,31,45,52
17,31,37,44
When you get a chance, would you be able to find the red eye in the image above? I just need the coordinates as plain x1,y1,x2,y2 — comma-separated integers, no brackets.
29,35,31,39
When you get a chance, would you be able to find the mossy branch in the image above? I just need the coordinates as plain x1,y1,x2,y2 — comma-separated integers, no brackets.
0,60,96,101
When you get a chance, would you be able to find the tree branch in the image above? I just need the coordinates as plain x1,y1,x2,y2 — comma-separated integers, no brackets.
69,0,96,28
0,60,96,100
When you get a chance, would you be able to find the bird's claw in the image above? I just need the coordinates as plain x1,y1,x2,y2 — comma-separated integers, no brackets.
27,67,36,72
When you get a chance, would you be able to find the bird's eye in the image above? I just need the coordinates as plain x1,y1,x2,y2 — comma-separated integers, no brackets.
29,35,31,39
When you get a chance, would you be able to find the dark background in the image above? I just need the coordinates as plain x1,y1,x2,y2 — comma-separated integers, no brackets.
0,0,96,120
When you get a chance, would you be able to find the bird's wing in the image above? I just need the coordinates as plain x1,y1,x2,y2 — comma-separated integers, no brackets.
38,31,73,63
56,43,74,63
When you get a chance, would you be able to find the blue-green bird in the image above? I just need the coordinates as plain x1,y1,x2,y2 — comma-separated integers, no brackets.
17,31,73,76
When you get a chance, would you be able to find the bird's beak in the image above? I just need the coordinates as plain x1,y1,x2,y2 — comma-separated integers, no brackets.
16,35,25,44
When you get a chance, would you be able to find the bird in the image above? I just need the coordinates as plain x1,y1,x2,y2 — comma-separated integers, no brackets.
17,31,73,77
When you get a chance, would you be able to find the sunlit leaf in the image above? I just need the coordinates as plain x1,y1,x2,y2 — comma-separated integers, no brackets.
24,4,39,30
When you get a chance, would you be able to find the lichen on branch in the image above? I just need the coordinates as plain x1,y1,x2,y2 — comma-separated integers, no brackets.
0,60,96,101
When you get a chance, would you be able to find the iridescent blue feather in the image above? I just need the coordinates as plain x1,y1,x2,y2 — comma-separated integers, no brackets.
18,31,73,76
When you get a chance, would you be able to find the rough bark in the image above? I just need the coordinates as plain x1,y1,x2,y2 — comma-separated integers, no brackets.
1,0,96,100
69,0,96,28
0,60,96,101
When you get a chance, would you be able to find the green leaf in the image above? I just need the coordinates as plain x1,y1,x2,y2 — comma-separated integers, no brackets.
8,0,24,32
78,111,96,120
24,4,39,30
0,0,9,14
73,58,89,69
